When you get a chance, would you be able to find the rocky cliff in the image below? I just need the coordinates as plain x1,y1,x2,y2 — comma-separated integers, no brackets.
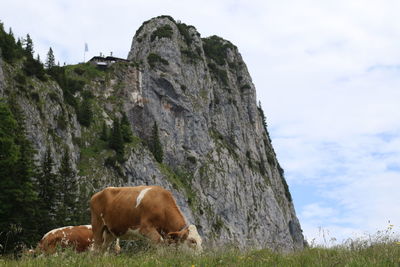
0,16,304,251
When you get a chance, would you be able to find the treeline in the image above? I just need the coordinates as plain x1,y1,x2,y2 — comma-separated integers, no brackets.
0,22,92,254
0,22,46,81
101,116,163,165
0,22,166,254
0,21,90,116
101,113,134,163
0,100,84,254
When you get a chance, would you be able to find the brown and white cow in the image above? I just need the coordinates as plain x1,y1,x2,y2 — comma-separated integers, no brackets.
90,186,202,252
38,225,94,253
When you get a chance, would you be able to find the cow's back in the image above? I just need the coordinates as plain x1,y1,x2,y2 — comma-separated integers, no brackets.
90,186,148,218
91,186,183,236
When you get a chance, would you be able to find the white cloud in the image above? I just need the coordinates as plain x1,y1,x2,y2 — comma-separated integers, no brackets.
1,0,400,246
301,203,338,219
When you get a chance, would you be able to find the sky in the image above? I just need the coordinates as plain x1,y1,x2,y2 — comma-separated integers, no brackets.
1,0,400,245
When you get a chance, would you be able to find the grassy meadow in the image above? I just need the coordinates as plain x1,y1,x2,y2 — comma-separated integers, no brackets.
1,228,399,266
0,243,399,267
0,244,398,267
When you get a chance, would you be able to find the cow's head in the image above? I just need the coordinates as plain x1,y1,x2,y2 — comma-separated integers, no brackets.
167,225,202,252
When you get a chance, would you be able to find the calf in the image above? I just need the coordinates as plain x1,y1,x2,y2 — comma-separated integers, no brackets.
38,225,93,253
90,186,202,252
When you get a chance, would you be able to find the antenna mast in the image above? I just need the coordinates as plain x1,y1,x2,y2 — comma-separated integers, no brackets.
84,43,88,62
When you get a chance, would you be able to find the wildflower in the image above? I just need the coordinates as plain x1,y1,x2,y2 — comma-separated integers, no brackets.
192,265,195,267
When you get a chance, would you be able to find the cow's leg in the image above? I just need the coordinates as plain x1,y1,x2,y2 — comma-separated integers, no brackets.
102,228,116,253
92,228,104,252
139,227,163,243
91,214,104,252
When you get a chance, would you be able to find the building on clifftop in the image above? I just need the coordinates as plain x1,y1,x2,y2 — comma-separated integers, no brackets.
88,54,128,68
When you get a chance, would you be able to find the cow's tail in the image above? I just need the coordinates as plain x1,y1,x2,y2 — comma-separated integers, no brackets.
100,220,120,253
101,224,109,242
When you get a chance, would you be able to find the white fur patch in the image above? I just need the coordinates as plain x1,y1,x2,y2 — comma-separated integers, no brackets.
187,225,203,252
41,225,91,240
42,226,72,240
135,188,152,208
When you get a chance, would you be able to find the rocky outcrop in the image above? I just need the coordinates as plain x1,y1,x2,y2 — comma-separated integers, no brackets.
0,16,304,251
122,16,304,250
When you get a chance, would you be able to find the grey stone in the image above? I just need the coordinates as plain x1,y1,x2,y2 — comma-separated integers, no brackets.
0,16,304,251
124,16,304,250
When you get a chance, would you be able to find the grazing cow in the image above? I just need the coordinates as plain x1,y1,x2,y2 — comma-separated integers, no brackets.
90,186,202,252
38,225,94,253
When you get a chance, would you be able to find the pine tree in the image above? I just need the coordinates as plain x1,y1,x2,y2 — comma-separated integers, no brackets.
15,38,24,59
109,119,124,162
24,34,33,58
120,113,133,142
257,101,271,140
0,100,40,252
77,97,93,127
100,121,109,141
56,148,78,226
0,102,20,221
45,47,55,69
12,131,40,246
16,38,22,48
37,147,58,234
149,121,163,163
75,182,91,225
0,25,17,63
23,49,46,81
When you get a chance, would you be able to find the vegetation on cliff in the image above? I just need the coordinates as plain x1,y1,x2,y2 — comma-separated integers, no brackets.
0,24,116,253
0,101,84,253
0,15,304,254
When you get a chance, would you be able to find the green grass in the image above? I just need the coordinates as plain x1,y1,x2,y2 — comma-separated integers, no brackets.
64,63,106,81
158,164,197,210
77,139,110,176
1,242,399,267
1,226,400,266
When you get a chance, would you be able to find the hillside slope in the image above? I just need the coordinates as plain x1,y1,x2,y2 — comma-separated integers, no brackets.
0,16,304,251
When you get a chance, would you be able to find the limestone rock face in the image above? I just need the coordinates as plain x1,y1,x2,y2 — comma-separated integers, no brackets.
0,52,81,168
123,16,304,250
0,16,304,251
